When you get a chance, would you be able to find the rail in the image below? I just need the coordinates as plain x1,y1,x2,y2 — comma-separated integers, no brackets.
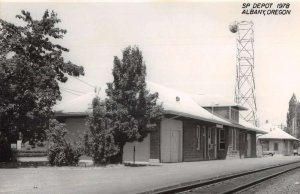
140,160,300,194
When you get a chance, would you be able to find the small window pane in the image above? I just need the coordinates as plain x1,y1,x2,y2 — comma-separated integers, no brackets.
219,129,225,150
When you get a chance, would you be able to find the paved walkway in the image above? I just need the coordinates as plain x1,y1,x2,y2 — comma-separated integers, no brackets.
1,156,300,194
17,157,48,162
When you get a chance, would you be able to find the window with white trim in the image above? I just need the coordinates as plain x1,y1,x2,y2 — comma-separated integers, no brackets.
219,128,225,150
196,125,201,150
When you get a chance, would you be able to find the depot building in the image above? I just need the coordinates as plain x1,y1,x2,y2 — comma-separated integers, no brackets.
54,81,266,163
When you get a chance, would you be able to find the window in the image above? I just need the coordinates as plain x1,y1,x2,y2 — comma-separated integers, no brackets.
219,129,225,150
274,143,278,151
230,108,239,122
232,128,237,151
196,125,201,150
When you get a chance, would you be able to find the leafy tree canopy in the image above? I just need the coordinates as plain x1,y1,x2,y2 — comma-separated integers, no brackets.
85,96,119,164
105,46,163,162
0,10,84,143
286,94,300,136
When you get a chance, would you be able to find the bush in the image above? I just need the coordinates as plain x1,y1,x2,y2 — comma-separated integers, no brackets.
84,130,118,165
85,97,119,165
48,142,81,166
0,137,17,162
47,119,82,166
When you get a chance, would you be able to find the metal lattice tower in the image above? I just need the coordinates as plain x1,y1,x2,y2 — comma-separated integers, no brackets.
230,21,258,126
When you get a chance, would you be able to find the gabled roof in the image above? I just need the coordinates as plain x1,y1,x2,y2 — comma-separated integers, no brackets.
55,82,234,126
54,92,95,116
54,87,107,116
146,81,233,126
258,123,299,141
192,94,247,110
54,81,264,133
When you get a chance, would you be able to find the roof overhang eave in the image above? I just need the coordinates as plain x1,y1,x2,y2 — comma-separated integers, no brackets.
236,105,248,111
258,137,300,141
163,110,230,126
163,110,266,133
230,124,267,134
201,105,248,111
245,128,268,134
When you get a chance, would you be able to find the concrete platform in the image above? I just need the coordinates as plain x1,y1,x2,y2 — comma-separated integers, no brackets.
16,156,94,167
18,157,48,162
0,156,300,194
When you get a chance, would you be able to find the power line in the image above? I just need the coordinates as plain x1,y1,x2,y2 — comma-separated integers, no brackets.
73,77,95,89
60,87,86,94
61,88,81,96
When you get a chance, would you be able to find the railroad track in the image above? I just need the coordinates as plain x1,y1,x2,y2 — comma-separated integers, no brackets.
146,161,300,194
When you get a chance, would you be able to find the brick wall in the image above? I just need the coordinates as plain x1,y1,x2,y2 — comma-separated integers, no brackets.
64,116,88,142
182,119,230,161
182,119,204,161
205,107,230,120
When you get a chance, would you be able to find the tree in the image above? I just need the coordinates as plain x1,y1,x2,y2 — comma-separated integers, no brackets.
84,96,119,164
286,94,298,135
105,46,163,163
0,10,84,145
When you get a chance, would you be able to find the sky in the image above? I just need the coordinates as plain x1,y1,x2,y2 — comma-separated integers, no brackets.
1,1,300,126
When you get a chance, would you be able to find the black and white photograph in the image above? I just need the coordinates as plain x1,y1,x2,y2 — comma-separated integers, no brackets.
1,1,300,193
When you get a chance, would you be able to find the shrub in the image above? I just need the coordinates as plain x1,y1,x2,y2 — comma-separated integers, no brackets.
85,97,119,165
0,136,17,162
47,119,82,166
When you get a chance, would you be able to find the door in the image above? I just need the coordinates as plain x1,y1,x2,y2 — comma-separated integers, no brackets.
161,119,183,162
208,128,211,159
239,132,246,158
284,141,288,155
213,128,217,159
170,130,180,162
208,127,217,160
202,126,207,160
247,134,251,157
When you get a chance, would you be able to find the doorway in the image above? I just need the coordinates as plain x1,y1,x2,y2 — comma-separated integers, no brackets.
170,130,181,162
161,119,183,162
208,127,217,160
246,134,251,157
